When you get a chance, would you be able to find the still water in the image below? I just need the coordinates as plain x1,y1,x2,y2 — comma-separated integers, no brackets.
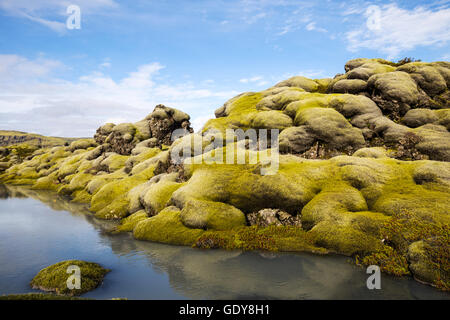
0,185,448,300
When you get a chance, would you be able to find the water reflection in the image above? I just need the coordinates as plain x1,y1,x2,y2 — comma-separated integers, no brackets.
0,185,448,300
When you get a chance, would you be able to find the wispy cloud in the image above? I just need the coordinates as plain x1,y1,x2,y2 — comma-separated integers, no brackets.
239,76,268,86
305,22,327,33
345,3,450,58
0,54,65,79
0,0,118,33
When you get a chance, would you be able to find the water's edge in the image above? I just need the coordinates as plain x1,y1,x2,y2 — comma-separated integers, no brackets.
0,185,448,300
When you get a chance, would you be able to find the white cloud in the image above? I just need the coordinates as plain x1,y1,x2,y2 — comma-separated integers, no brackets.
0,55,237,137
0,54,64,79
305,22,327,33
239,76,268,86
346,3,450,58
279,69,326,80
19,11,66,33
191,115,213,132
0,0,118,33
0,0,118,13
99,62,111,69
239,76,262,83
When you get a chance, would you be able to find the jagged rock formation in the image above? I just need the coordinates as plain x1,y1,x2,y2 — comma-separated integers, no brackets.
94,104,193,155
0,59,449,291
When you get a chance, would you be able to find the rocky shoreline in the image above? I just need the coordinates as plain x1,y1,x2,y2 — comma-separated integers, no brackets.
0,58,449,291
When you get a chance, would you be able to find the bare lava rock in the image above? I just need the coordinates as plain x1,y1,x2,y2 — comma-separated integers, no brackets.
247,208,302,227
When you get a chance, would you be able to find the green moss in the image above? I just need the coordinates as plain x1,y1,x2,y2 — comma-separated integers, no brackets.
32,174,60,191
0,293,91,300
256,88,306,111
408,237,450,291
71,189,92,204
356,209,449,290
435,109,450,130
15,166,40,180
353,147,389,159
180,199,246,231
294,107,365,149
142,180,184,215
310,222,383,256
6,178,36,185
102,153,129,172
332,79,367,94
174,156,328,215
68,139,97,152
86,169,127,195
250,110,293,130
356,245,410,276
30,260,109,296
56,154,84,179
367,71,420,105
126,147,161,167
195,225,327,253
226,92,264,115
283,92,335,118
274,76,319,92
202,93,263,134
116,210,148,232
372,167,450,224
8,144,39,160
91,165,156,219
57,172,93,197
133,206,204,245
314,78,332,93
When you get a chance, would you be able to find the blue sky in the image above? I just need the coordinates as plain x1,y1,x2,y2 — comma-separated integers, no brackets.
0,0,449,137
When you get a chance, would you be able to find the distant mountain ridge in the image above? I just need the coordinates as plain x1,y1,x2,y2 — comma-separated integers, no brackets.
0,130,79,148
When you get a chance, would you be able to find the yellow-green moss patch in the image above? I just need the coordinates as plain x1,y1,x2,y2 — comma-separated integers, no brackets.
30,260,109,296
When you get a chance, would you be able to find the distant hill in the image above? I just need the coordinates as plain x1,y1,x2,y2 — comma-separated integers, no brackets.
0,130,79,148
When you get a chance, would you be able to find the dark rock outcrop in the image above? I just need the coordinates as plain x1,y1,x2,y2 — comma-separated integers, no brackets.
94,105,193,155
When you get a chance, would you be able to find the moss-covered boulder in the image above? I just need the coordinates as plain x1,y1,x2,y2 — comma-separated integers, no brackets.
180,199,246,230
116,210,148,232
250,110,293,130
133,206,205,245
331,79,367,94
407,238,449,291
30,260,109,296
274,76,320,92
94,105,193,155
69,139,97,152
402,109,439,128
